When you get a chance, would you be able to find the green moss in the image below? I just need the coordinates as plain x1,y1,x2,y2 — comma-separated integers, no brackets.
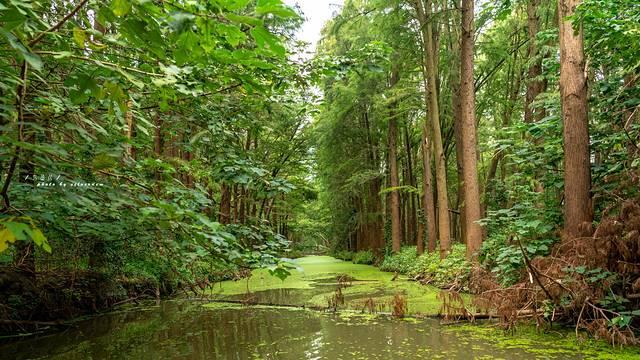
444,323,640,359
207,255,451,315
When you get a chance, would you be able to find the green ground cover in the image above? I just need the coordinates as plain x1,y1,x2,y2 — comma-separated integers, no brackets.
207,255,470,315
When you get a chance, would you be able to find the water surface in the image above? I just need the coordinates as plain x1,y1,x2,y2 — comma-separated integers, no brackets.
0,301,593,359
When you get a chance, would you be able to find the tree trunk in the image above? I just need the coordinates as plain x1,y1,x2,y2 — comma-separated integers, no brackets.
239,187,246,224
232,185,239,223
154,113,162,157
445,0,465,245
421,122,438,254
364,109,384,252
404,124,417,245
558,0,593,237
219,183,231,225
460,0,483,259
415,0,451,258
126,100,135,159
388,68,403,253
525,0,547,125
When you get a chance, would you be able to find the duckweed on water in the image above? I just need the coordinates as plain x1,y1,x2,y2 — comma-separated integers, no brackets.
444,324,640,359
207,255,457,315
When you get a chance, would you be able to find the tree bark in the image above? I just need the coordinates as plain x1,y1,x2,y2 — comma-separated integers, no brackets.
558,0,593,237
415,0,451,258
444,0,465,245
219,183,231,225
460,0,484,259
388,67,403,253
421,122,438,254
364,109,384,252
525,0,547,125
404,123,417,245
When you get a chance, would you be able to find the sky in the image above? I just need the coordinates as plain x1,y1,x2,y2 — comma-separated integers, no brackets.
283,0,344,56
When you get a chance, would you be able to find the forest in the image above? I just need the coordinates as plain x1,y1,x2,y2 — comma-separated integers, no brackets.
0,0,639,358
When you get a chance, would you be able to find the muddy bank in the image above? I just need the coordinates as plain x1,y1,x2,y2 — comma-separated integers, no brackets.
0,267,164,336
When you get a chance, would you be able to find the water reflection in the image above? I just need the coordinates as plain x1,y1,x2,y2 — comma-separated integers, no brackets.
0,301,582,359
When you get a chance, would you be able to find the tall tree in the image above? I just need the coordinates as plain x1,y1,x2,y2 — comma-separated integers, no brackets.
460,0,484,259
414,0,451,258
525,0,547,125
420,122,438,254
558,0,592,236
388,67,403,253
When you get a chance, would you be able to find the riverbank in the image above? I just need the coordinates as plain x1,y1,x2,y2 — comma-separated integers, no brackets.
0,267,165,336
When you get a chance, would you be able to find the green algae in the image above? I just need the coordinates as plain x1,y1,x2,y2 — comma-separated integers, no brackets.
444,323,640,359
206,255,455,315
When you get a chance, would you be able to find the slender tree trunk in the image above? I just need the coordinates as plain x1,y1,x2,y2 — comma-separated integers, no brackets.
219,183,231,224
420,122,438,254
558,0,592,237
445,0,465,245
624,75,639,162
417,217,425,254
154,114,162,157
415,0,451,258
404,124,417,245
239,187,246,224
364,109,384,252
525,0,547,125
232,185,239,223
126,100,135,159
389,68,403,253
460,0,483,259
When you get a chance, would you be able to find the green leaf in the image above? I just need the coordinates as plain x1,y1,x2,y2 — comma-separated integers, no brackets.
268,265,291,281
0,29,42,70
4,222,31,241
0,7,27,30
216,23,247,47
225,13,263,27
92,153,118,170
256,0,298,18
31,228,47,247
111,0,131,17
73,27,86,47
219,0,251,11
169,12,195,33
250,26,285,57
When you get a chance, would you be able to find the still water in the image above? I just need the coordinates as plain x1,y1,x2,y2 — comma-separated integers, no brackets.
0,300,593,359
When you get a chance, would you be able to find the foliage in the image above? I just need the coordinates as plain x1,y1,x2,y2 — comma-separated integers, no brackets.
0,0,310,299
409,244,471,289
0,217,50,253
379,246,419,274
352,250,375,265
333,250,355,262
379,245,471,289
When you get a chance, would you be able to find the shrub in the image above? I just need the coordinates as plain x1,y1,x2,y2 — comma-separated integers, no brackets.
333,250,354,261
408,244,471,289
379,246,419,273
479,235,557,286
352,250,374,265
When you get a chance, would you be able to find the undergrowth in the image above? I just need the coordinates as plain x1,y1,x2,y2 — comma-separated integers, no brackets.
352,250,375,265
380,245,471,289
